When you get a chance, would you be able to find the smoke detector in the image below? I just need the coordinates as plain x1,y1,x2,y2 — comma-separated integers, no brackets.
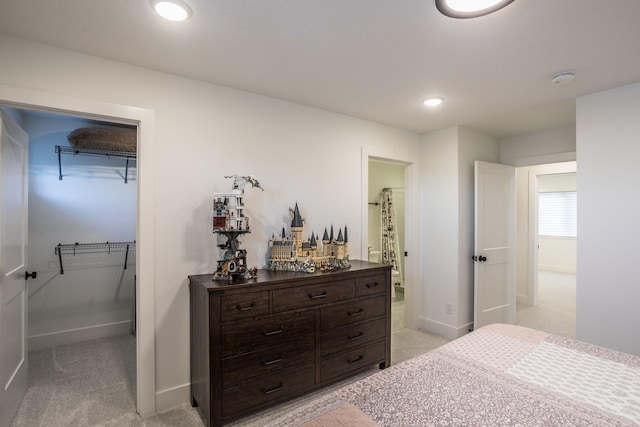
551,71,575,85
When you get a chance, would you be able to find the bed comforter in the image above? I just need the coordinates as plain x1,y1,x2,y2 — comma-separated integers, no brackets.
268,324,640,426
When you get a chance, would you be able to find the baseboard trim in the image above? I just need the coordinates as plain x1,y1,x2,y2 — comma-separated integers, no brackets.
28,321,132,351
517,293,529,305
156,383,190,412
419,317,472,340
539,265,576,275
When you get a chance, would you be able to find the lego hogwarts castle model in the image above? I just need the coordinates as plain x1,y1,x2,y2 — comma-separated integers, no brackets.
211,175,262,280
268,203,350,273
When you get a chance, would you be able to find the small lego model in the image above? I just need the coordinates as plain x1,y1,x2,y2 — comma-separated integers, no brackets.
268,203,350,272
212,175,263,281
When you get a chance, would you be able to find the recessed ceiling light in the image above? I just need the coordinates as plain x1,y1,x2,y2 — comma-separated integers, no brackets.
423,97,444,107
436,0,515,18
151,0,192,22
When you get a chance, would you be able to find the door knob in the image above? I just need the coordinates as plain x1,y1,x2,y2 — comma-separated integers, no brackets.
25,271,37,280
479,256,487,262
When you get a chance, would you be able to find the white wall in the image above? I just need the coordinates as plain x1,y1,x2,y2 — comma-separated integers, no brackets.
420,128,459,338
538,237,576,274
0,34,422,409
501,125,576,166
420,126,499,338
25,114,136,349
576,82,640,356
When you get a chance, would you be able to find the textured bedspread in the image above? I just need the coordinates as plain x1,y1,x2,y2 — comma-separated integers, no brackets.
268,324,640,426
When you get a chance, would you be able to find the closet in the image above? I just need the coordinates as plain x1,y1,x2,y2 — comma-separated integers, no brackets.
26,112,137,349
1,107,139,426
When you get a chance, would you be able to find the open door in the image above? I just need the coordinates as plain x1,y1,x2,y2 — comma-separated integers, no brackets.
473,161,516,330
0,110,29,427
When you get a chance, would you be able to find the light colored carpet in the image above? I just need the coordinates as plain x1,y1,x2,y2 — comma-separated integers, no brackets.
516,270,576,338
12,275,573,427
10,300,449,427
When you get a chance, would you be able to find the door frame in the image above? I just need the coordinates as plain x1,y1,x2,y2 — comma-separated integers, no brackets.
526,161,577,306
0,84,156,416
361,147,419,330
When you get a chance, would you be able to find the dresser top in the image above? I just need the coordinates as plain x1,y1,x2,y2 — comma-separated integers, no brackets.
189,259,390,292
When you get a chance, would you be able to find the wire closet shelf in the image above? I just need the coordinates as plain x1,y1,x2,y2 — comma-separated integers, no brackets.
55,145,137,183
54,241,136,274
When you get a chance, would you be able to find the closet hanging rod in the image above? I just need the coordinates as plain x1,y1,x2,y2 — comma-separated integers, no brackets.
54,241,136,275
55,145,137,183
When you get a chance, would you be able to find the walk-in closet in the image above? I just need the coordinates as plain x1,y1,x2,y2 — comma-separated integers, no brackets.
4,108,138,426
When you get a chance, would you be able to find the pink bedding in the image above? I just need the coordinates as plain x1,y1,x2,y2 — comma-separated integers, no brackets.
269,324,640,426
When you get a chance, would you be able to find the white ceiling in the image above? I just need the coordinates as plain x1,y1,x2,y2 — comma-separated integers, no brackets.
1,0,639,138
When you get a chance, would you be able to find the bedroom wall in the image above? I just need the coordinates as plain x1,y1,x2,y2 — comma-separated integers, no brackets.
0,34,422,410
500,125,576,166
419,126,499,339
576,82,640,357
24,114,137,349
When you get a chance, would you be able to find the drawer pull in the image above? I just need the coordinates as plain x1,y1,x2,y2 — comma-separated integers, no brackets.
235,302,256,311
347,332,364,341
263,356,283,366
347,355,364,364
348,308,364,316
263,326,284,336
365,282,379,288
262,383,283,394
308,291,327,299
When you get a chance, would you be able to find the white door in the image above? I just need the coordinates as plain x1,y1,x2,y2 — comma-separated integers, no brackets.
0,110,29,427
473,161,516,329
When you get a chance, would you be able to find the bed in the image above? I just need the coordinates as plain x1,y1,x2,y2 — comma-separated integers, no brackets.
267,324,640,426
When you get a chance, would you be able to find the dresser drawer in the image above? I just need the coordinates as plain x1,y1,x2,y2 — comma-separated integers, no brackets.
320,317,386,355
222,312,315,357
320,295,386,331
272,279,355,312
222,334,315,386
221,291,270,321
356,273,387,297
223,364,316,417
320,340,386,382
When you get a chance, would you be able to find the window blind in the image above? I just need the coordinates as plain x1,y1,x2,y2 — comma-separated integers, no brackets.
538,191,577,237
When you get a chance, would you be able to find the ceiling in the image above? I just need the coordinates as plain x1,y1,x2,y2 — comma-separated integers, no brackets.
1,0,639,138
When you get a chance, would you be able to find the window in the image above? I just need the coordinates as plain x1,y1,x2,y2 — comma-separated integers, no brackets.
538,191,577,237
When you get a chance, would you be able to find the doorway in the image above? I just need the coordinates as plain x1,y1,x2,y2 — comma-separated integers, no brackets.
367,158,406,331
4,107,138,425
0,84,156,421
515,162,577,338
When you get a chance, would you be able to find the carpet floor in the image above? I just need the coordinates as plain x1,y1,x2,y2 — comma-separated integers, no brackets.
12,274,573,426
516,270,576,338
10,304,446,426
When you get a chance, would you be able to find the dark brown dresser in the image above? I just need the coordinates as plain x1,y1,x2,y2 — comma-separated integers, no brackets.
189,260,391,426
